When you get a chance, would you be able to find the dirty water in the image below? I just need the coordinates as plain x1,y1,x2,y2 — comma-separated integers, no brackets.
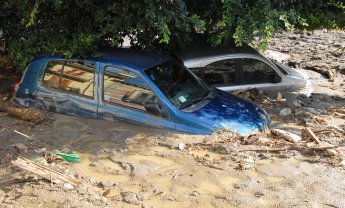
0,110,344,207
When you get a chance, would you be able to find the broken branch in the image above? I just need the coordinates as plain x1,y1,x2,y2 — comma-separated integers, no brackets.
11,156,78,186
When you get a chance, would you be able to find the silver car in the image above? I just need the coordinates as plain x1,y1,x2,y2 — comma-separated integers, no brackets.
174,44,311,93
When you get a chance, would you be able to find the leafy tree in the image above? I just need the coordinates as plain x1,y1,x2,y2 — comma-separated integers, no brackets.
0,0,344,71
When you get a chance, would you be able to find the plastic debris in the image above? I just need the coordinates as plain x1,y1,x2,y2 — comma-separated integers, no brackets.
52,152,81,163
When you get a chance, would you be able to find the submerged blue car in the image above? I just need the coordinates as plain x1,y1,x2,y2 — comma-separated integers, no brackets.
13,48,270,135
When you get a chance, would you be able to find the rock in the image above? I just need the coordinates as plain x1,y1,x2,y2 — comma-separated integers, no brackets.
87,177,97,186
189,191,199,196
243,156,255,163
305,107,320,115
245,136,259,145
101,196,108,203
279,108,292,117
212,145,230,154
76,185,88,195
339,160,345,167
33,157,49,166
325,149,337,156
178,143,186,150
271,129,302,143
121,191,140,205
98,181,115,188
257,137,269,144
63,183,75,190
12,143,28,153
293,101,301,107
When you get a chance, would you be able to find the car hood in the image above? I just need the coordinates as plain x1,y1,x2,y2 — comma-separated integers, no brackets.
183,89,270,135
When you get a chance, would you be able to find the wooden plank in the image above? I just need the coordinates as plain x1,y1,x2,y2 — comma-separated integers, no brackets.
304,127,321,144
11,157,78,186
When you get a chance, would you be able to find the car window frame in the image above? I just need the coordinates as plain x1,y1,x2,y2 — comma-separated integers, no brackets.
194,58,241,87
238,57,281,85
102,64,169,119
40,59,96,100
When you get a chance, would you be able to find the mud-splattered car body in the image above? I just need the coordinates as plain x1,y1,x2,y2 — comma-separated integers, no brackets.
13,48,270,135
174,38,313,95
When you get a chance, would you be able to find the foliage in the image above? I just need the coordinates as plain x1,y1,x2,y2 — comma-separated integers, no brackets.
0,0,344,71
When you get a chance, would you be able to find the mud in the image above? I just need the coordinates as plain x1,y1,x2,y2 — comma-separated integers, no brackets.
0,30,345,208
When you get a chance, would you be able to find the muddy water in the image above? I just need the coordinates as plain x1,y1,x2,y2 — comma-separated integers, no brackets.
1,111,344,207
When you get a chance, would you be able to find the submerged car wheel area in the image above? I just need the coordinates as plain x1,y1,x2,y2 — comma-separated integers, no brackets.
13,48,270,135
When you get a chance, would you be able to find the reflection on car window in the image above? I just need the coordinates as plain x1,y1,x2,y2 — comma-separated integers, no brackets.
202,59,237,86
145,61,209,109
242,58,275,84
43,60,95,98
60,61,95,97
103,67,157,111
43,61,64,89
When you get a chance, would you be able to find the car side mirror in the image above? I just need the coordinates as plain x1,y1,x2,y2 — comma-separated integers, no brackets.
273,75,282,83
145,102,168,118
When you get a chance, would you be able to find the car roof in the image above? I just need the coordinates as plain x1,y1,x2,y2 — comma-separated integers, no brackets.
99,47,172,70
36,48,173,72
172,35,261,61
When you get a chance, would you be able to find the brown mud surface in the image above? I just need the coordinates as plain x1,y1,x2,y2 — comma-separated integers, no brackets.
0,31,345,208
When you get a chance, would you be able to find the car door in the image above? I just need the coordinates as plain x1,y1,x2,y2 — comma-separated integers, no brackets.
97,64,176,131
237,58,282,91
192,58,241,90
37,60,98,118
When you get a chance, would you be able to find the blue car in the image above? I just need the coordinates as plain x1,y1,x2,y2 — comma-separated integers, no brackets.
13,48,270,135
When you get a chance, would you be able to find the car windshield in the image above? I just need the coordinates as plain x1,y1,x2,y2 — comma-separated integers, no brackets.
145,61,210,109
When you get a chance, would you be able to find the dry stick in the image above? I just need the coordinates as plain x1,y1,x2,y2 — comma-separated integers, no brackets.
309,146,339,150
239,148,288,152
14,130,49,148
304,128,321,144
11,156,78,186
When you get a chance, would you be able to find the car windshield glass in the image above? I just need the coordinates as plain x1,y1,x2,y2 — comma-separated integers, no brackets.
145,61,210,109
269,59,288,75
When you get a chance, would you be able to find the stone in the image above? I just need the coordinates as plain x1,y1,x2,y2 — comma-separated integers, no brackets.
257,137,269,144
293,101,301,107
98,181,115,188
121,191,140,205
178,143,186,150
279,108,292,117
243,156,255,163
339,160,345,167
325,149,337,156
12,143,28,153
63,183,75,191
101,196,108,203
212,145,230,154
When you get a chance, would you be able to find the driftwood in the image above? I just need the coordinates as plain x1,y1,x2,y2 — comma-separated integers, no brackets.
309,146,338,150
271,129,302,143
11,156,78,186
6,107,45,123
239,148,288,152
304,128,321,144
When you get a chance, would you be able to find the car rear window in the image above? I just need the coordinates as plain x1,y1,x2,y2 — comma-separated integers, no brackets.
42,60,95,98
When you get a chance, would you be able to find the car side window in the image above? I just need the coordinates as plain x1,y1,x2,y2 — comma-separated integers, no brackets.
42,60,95,98
103,66,158,112
201,59,237,86
242,58,276,84
42,61,64,89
